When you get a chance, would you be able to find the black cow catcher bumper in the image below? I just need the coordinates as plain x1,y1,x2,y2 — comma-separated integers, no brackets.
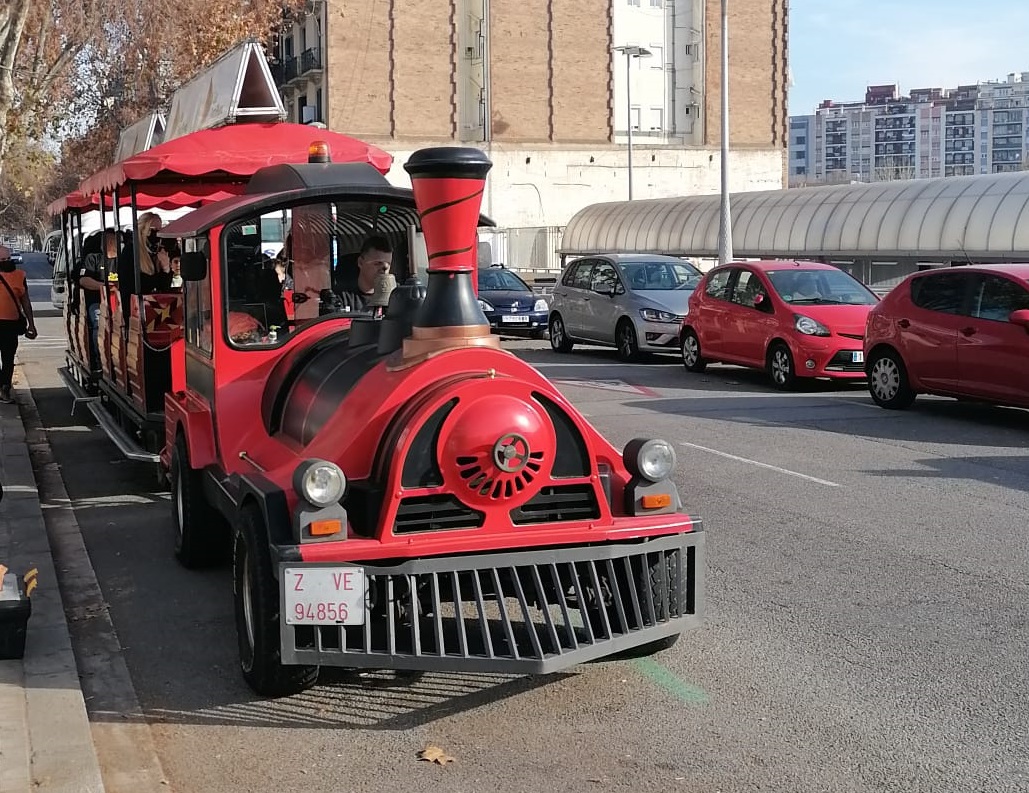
278,530,705,674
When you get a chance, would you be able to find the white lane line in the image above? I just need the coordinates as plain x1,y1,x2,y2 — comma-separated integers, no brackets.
680,441,841,487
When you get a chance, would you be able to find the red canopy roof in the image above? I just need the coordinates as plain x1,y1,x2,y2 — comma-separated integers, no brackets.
47,191,98,216
78,122,394,199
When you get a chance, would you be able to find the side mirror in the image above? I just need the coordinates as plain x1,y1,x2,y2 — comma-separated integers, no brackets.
180,251,207,282
1009,308,1029,330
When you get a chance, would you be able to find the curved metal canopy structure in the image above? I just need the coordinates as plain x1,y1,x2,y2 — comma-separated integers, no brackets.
560,171,1029,262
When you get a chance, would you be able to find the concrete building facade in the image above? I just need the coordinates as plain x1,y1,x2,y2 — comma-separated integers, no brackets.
271,0,788,270
789,72,1029,187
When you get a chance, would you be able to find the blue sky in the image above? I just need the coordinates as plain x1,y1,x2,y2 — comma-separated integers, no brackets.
787,0,1029,115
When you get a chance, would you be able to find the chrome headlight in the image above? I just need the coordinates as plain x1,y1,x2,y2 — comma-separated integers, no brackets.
533,298,548,312
478,298,494,311
640,308,680,323
794,314,830,337
623,438,677,483
293,459,347,507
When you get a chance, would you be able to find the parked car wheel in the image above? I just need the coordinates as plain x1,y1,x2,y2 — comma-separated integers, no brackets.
767,342,797,391
549,313,574,353
680,328,707,373
867,348,916,409
616,319,641,362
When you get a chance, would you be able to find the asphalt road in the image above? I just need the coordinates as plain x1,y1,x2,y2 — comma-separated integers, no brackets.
16,283,1029,793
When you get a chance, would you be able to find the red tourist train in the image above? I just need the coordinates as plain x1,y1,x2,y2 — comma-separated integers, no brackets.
54,133,705,696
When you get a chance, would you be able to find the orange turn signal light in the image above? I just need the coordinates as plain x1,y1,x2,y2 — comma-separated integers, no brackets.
309,519,342,536
641,494,672,510
308,140,331,163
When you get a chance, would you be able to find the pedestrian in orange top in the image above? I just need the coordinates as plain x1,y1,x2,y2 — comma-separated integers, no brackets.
0,245,38,403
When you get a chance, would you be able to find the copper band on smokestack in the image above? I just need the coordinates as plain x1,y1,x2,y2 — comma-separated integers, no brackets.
399,147,501,364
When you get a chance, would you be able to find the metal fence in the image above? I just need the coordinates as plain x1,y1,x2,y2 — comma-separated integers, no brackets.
481,226,564,287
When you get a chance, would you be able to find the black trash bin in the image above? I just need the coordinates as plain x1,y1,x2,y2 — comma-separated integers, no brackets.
0,572,32,660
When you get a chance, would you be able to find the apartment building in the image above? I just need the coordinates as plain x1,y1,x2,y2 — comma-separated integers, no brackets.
270,0,788,253
789,72,1029,187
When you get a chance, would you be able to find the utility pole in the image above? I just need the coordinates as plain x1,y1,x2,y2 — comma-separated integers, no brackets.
614,45,652,200
717,0,734,264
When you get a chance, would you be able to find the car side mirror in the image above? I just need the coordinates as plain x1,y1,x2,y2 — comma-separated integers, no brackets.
180,251,207,282
1009,308,1029,330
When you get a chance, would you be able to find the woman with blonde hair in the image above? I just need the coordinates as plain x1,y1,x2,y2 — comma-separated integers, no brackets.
117,212,174,322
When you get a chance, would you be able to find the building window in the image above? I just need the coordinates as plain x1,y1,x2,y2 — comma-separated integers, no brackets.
627,0,640,6
650,107,664,131
650,46,663,67
630,106,641,131
650,0,662,6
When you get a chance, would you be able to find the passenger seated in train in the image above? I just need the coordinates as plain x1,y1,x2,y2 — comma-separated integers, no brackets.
224,202,416,347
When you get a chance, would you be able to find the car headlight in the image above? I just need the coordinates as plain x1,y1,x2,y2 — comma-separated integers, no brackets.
293,459,347,507
533,298,548,312
640,308,680,323
478,298,494,311
623,438,677,483
794,314,831,337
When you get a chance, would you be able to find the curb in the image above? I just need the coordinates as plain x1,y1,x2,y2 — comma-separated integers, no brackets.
18,367,170,793
0,379,104,793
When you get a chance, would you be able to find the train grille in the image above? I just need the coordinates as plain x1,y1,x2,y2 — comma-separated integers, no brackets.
394,495,485,533
281,533,703,674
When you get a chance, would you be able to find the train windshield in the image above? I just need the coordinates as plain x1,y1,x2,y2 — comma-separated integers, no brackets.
221,199,422,348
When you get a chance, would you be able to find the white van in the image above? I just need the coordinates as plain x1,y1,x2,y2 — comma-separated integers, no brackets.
50,236,68,310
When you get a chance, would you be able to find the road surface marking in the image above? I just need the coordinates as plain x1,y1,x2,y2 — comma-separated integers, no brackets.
680,441,841,487
634,658,709,705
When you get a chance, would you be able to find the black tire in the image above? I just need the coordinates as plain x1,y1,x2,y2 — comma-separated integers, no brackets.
867,348,916,410
233,504,319,697
549,313,574,353
170,434,228,569
616,319,641,362
767,341,797,391
680,328,707,373
584,550,684,660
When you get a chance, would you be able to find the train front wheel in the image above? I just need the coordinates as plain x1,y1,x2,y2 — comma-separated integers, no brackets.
233,504,319,697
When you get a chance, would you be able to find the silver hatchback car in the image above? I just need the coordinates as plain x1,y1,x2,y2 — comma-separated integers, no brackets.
548,254,702,361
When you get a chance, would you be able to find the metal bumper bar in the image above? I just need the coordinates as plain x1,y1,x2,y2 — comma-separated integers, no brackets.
279,530,704,674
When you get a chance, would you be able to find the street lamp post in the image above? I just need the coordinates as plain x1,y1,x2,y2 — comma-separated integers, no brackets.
717,0,734,264
614,45,652,200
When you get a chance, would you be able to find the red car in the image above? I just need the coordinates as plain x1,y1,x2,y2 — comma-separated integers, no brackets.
680,260,879,389
864,264,1029,409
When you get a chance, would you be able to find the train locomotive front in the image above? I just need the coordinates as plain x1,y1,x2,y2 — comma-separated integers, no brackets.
163,146,705,697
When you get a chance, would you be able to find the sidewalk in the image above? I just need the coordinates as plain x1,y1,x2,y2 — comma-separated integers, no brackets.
0,375,106,793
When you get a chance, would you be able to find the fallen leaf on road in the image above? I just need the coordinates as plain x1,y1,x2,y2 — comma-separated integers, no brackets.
418,745,455,765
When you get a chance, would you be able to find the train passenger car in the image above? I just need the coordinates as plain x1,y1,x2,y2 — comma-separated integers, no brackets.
154,144,705,696
54,124,392,468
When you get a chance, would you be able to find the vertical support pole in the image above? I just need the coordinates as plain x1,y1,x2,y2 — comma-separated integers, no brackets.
626,52,634,201
717,0,734,264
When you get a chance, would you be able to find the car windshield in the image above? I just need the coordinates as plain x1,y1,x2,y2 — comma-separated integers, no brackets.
219,199,422,348
766,268,878,305
477,268,530,293
620,261,702,291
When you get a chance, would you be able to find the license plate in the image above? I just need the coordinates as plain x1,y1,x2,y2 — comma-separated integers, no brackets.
283,567,367,625
852,351,864,363
501,315,530,323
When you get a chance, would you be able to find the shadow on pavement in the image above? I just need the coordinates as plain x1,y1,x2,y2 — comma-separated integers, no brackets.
629,393,1029,448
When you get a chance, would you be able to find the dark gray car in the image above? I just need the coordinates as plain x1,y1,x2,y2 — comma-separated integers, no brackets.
548,254,702,361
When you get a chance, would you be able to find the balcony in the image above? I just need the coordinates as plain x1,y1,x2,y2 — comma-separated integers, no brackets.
300,48,323,75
